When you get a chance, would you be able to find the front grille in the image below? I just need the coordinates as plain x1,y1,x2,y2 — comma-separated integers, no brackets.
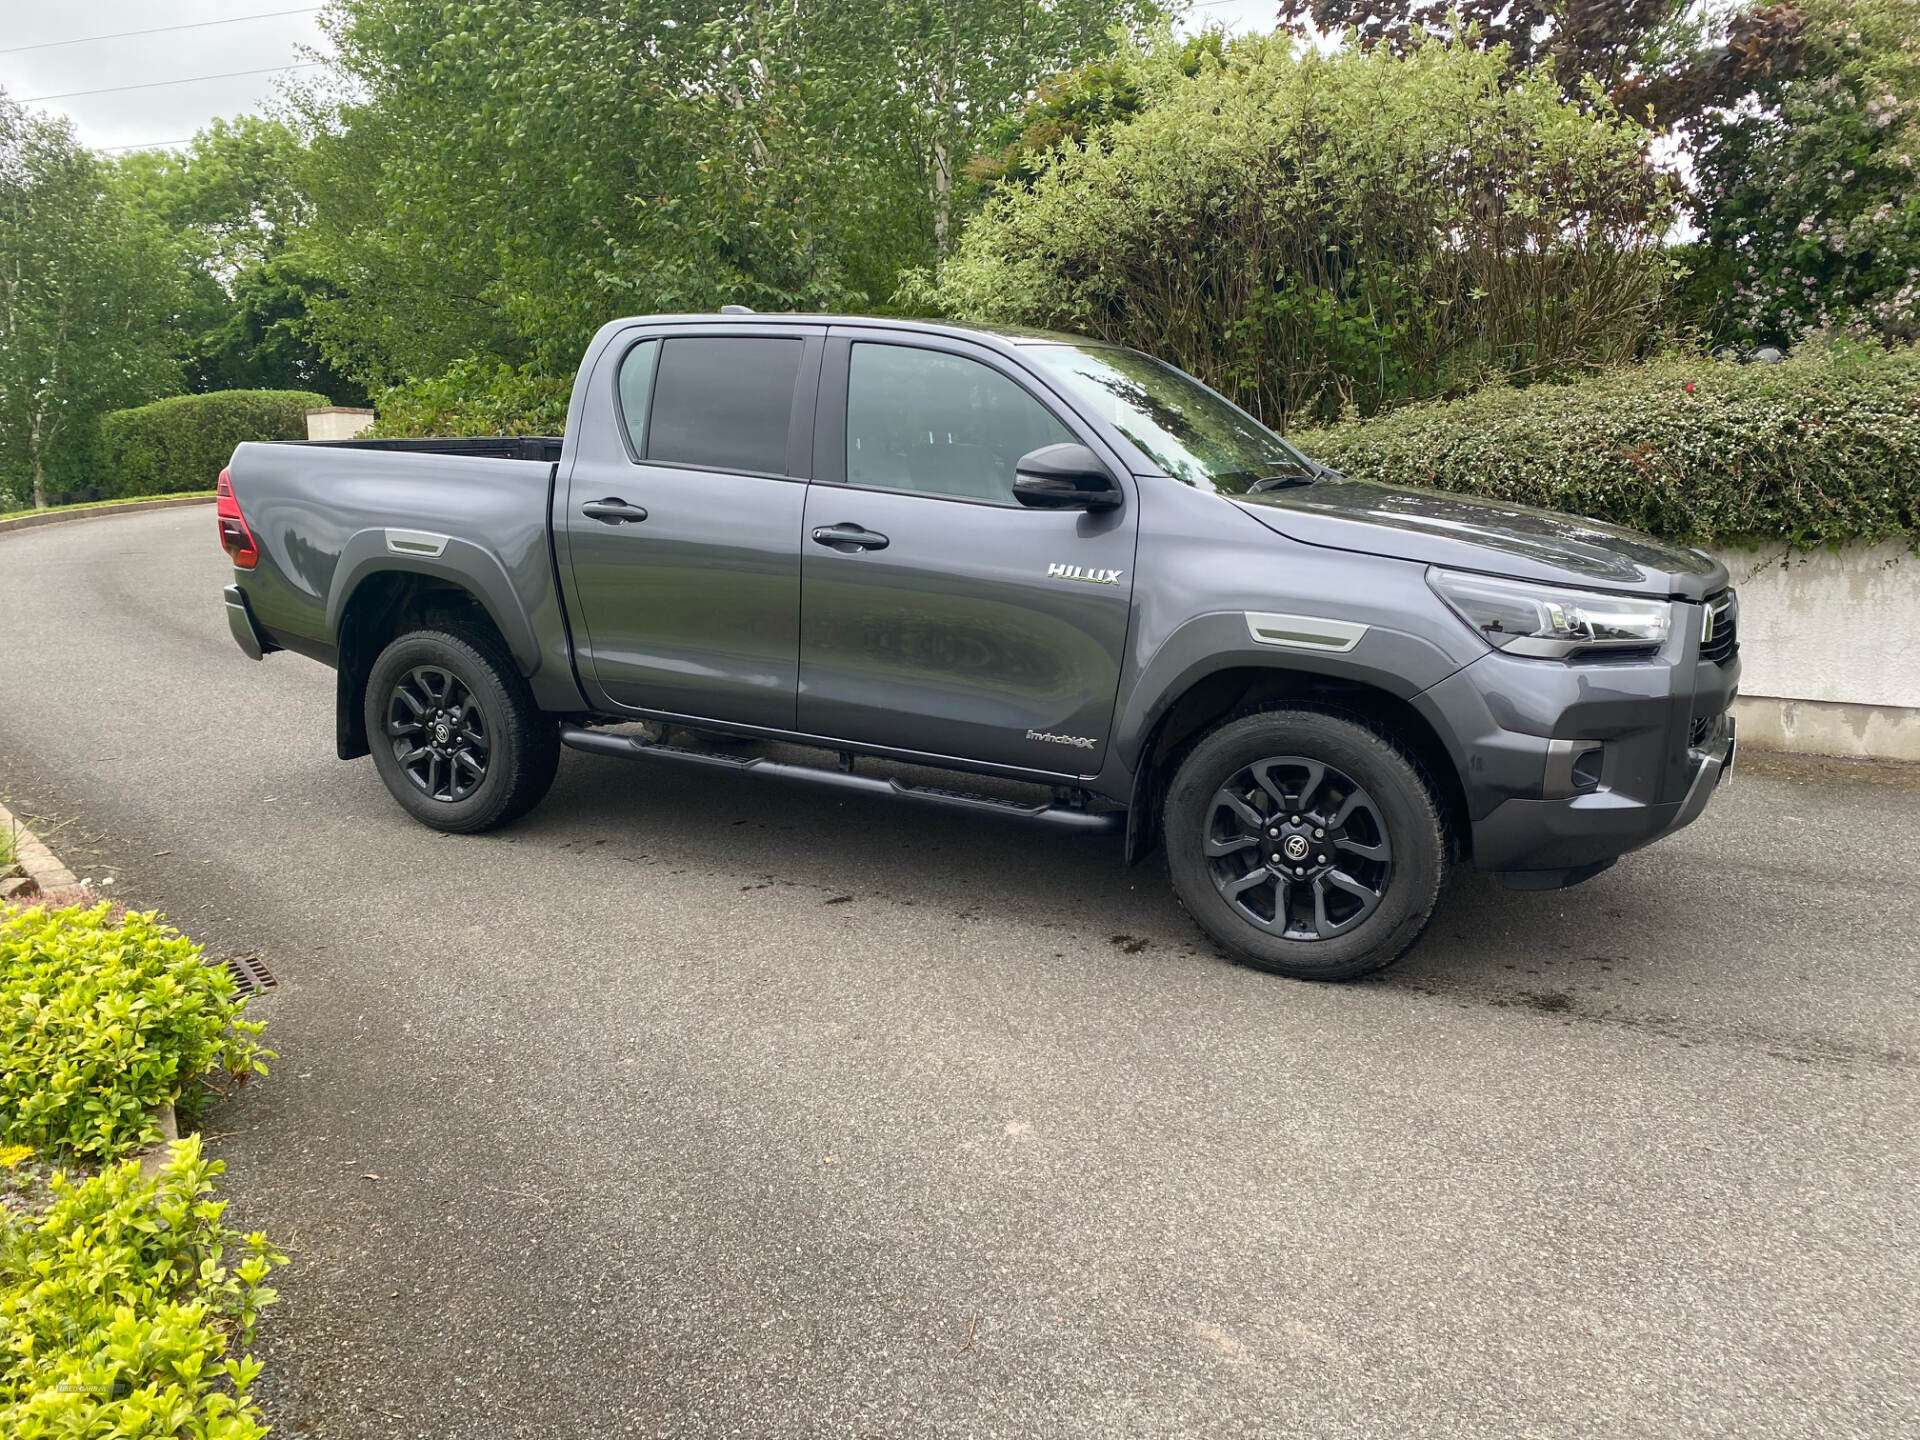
1700,590,1738,665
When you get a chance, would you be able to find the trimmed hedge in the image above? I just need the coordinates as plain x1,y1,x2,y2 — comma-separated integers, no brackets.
1291,344,1920,550
98,390,328,499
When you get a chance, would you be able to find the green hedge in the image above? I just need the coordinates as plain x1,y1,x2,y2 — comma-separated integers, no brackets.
98,390,329,499
0,905,270,1161
1291,344,1920,549
0,1138,281,1435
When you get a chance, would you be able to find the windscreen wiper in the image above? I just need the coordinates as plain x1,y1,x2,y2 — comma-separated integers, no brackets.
1245,459,1341,492
1245,469,1318,493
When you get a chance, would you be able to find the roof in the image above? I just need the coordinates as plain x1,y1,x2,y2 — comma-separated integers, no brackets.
605,312,1106,348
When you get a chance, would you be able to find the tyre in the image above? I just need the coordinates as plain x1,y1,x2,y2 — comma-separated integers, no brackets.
1163,708,1446,981
363,628,560,833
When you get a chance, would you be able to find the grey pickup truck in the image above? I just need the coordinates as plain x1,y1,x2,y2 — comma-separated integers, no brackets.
220,313,1738,979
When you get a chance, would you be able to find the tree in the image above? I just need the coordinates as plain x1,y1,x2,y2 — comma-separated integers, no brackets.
0,95,181,508
1279,0,1806,131
293,1,1163,391
933,32,1676,428
110,117,361,403
962,30,1226,195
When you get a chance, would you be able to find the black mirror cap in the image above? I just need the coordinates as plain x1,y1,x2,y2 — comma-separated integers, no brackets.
1012,443,1123,511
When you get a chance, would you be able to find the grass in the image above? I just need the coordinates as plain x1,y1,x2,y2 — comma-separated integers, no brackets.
0,490,211,523
0,824,15,871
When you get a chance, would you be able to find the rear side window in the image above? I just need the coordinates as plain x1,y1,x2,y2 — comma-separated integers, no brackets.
643,336,803,475
846,343,1072,505
616,340,660,457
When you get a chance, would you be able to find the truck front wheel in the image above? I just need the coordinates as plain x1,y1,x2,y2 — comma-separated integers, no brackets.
1163,708,1446,981
364,628,559,833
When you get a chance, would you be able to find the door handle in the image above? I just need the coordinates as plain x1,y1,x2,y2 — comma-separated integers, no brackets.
581,498,649,524
811,523,889,552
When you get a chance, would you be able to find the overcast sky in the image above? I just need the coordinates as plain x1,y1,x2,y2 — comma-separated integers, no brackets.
1,1,1282,154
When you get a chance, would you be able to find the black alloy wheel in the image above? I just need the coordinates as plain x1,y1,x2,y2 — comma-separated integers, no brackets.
1204,755,1392,940
1163,708,1446,981
386,664,491,803
363,627,560,833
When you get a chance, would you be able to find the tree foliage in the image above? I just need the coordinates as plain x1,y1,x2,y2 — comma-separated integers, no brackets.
932,33,1676,429
293,0,1162,392
110,117,363,402
1280,0,1807,129
0,97,181,509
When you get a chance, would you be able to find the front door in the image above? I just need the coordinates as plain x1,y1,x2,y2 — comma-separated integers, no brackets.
797,336,1137,773
562,328,822,730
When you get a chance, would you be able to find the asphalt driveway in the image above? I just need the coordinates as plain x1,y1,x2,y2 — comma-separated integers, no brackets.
1,507,1915,1437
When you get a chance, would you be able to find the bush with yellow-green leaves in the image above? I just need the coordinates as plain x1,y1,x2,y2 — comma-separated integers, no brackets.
0,1138,282,1436
0,905,281,1434
0,905,269,1162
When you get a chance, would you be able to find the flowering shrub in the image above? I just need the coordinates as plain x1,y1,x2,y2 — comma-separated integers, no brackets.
0,1137,281,1436
0,906,269,1161
1293,342,1920,549
1695,0,1920,344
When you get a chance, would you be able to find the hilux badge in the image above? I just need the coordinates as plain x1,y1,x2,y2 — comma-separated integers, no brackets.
1047,563,1124,586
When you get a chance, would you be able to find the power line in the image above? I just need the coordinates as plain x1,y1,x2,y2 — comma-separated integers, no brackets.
97,138,198,154
0,7,323,57
19,62,326,104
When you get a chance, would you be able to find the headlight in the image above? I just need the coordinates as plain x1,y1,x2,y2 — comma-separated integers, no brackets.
1428,569,1672,658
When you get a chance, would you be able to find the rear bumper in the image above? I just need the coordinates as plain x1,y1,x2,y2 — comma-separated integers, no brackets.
224,584,274,661
1414,604,1741,889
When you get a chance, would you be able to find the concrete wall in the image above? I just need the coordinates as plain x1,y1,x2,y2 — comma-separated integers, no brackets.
305,407,376,442
1716,542,1920,761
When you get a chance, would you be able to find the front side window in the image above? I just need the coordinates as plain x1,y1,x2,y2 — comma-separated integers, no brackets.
1026,344,1316,494
846,343,1072,505
644,336,803,475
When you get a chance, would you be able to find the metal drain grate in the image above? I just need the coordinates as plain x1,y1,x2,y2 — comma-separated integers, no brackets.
221,952,278,995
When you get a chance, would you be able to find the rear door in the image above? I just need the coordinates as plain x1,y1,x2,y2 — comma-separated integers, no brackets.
797,333,1138,773
560,326,822,730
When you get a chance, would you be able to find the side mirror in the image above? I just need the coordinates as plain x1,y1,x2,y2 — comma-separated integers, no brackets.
1012,443,1123,512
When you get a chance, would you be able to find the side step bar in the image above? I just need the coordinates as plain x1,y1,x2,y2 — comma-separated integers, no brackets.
558,724,1124,834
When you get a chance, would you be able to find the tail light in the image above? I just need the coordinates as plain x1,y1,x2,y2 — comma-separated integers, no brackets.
216,467,259,570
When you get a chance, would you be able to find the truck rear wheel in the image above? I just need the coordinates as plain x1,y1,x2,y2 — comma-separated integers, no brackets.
364,628,559,833
1163,708,1446,981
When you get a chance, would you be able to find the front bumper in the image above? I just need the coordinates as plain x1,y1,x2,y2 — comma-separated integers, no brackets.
1414,600,1740,889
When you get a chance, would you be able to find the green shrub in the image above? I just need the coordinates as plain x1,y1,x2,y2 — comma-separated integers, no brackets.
0,906,269,1161
1292,343,1920,549
933,32,1674,429
0,1137,281,1435
98,390,328,499
371,357,570,438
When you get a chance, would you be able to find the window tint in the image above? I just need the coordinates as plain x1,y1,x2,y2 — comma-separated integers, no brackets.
645,336,803,475
616,339,660,457
846,344,1072,505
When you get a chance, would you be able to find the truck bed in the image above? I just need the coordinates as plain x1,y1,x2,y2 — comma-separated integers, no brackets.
294,436,564,464
226,437,581,713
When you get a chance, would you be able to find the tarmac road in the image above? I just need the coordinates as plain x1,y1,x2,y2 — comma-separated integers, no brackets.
1,506,1915,1438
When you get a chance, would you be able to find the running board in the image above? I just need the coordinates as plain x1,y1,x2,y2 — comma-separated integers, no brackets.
558,724,1123,834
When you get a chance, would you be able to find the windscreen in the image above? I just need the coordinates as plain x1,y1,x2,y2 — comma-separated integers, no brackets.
1027,344,1317,495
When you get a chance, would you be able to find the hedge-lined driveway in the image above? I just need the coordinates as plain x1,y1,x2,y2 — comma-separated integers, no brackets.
3,507,1916,1438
